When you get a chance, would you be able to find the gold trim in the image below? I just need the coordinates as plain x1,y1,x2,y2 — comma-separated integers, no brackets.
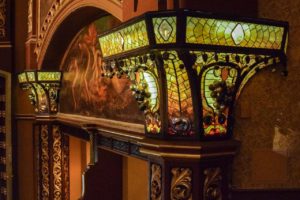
138,141,202,150
41,125,50,199
140,148,236,159
52,125,62,200
171,168,192,200
140,148,201,159
151,163,162,200
0,44,12,48
57,113,144,134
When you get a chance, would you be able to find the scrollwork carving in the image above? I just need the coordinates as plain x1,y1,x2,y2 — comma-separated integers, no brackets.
0,0,6,37
203,167,222,200
151,164,162,200
40,125,50,200
171,168,192,200
52,125,62,200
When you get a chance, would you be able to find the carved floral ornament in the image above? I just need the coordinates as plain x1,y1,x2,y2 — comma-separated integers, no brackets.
171,168,192,200
151,163,162,200
203,168,222,200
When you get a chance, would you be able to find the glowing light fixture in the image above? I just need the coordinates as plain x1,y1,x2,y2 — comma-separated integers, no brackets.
98,10,288,140
18,71,62,114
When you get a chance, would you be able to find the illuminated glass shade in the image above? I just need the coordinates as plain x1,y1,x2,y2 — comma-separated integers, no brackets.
18,72,27,83
153,17,177,44
99,20,149,57
37,72,61,81
186,17,284,49
98,10,288,140
163,51,194,136
18,70,62,114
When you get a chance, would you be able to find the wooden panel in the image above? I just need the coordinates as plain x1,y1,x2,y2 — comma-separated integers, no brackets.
122,156,148,200
83,148,122,200
231,189,300,200
0,77,6,199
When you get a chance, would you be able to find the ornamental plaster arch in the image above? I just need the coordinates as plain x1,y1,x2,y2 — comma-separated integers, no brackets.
36,0,123,70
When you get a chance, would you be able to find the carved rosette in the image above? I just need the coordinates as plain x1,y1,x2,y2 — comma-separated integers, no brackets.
52,125,62,200
203,168,222,200
171,168,192,200
40,125,50,200
0,0,6,38
151,164,162,200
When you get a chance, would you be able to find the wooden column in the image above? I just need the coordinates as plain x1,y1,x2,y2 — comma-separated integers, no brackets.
34,121,70,200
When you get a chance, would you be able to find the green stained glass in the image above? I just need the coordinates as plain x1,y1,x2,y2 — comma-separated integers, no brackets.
99,20,149,57
37,72,61,81
143,71,159,112
186,17,284,49
26,72,35,82
18,73,27,83
153,17,176,44
33,83,48,112
164,51,194,135
201,67,237,112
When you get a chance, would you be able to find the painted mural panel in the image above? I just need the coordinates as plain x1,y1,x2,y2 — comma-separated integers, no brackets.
60,16,144,124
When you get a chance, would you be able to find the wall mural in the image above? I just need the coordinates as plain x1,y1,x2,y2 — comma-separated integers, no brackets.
60,17,144,123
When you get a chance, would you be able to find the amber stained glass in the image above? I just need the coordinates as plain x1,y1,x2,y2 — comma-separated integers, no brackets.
186,17,284,50
164,51,194,136
99,20,149,57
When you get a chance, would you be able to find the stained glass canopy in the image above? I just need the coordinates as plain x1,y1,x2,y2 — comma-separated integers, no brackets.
99,10,288,60
18,71,62,114
98,10,288,140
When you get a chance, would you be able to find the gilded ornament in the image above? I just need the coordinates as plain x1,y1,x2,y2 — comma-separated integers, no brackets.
203,168,222,200
171,168,192,200
151,164,162,200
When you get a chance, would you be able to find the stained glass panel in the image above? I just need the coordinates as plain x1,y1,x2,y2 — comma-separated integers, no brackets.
18,73,27,83
153,17,176,44
186,17,284,49
37,72,61,81
99,20,149,57
201,66,238,135
164,51,194,136
26,72,35,82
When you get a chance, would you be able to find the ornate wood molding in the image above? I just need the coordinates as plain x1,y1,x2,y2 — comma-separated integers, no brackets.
40,125,50,199
150,163,162,200
35,0,70,60
171,168,192,200
37,124,69,200
0,0,6,38
203,168,222,200
34,0,123,69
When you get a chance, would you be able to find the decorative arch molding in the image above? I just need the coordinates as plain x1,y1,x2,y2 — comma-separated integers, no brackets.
35,0,123,69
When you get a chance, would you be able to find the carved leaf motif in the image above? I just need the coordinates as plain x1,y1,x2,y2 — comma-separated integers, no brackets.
151,164,162,200
171,168,192,200
203,168,222,200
